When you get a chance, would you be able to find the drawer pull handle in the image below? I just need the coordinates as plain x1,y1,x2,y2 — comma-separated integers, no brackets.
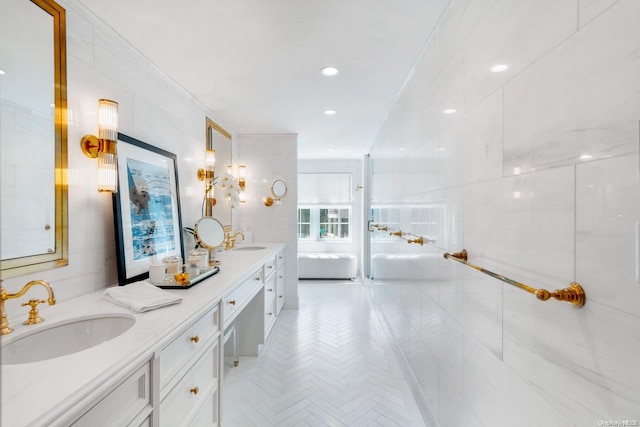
267,288,273,292
190,335,200,344
254,277,260,281
229,300,236,305
279,295,283,298
268,265,273,269
279,276,283,279
190,386,199,395
267,312,273,316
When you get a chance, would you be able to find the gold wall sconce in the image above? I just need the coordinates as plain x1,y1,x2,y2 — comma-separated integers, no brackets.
238,165,246,203
263,179,287,207
197,148,216,216
80,99,119,192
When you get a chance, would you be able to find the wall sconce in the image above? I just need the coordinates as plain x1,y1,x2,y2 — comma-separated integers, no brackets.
263,179,287,207
197,148,216,216
80,99,119,192
238,165,246,203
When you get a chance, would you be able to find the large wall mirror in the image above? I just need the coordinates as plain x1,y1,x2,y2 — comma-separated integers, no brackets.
206,117,232,229
0,0,68,278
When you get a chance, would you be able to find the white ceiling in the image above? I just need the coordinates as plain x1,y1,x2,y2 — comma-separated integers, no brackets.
77,0,450,159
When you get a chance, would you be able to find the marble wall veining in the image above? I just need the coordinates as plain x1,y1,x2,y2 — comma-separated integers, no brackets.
368,0,640,425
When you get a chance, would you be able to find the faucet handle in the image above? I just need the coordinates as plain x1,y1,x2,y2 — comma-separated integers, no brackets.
21,299,47,325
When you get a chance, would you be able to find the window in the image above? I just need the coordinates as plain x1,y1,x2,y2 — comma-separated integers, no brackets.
298,208,311,239
319,208,349,239
298,172,353,241
297,207,351,241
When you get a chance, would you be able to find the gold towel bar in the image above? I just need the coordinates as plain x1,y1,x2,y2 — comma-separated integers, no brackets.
443,249,585,308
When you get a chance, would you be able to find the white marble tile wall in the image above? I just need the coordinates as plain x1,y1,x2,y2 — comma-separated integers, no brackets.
1,0,239,316
236,134,299,309
369,0,640,425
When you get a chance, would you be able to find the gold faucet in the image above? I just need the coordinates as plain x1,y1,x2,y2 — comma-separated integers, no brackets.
224,231,245,250
1,280,56,335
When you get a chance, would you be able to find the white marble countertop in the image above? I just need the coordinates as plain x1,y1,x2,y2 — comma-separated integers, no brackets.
0,242,285,427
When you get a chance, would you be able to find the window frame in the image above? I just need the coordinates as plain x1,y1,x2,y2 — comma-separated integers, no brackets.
297,205,352,242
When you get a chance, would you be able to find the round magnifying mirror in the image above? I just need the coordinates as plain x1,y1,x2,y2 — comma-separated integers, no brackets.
271,179,287,199
194,217,225,249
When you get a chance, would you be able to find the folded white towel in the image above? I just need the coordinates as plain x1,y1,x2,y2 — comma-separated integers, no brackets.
103,281,183,312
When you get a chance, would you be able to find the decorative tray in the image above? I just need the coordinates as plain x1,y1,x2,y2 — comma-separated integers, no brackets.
156,266,220,289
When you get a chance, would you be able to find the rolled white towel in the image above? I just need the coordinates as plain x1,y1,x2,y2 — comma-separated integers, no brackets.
104,281,183,312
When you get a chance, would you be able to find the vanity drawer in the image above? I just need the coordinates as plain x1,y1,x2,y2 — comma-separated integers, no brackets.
276,249,285,267
160,304,219,388
190,388,218,427
264,289,276,337
264,270,277,336
263,255,277,280
223,269,263,326
72,361,151,427
160,340,219,427
276,264,286,315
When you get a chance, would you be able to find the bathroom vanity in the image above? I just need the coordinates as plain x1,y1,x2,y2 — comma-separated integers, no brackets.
0,243,286,427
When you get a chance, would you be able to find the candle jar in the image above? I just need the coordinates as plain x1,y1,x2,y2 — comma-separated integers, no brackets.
162,256,182,277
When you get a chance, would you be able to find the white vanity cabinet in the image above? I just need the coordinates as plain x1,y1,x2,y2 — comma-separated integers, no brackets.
276,249,286,315
264,254,277,336
1,243,288,427
159,304,221,427
70,360,152,426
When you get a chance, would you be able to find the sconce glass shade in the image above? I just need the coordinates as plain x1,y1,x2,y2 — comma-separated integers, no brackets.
81,99,119,192
238,165,246,179
98,99,118,141
205,149,216,172
97,151,118,192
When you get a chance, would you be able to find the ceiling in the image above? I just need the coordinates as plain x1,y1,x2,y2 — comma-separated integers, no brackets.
77,0,450,159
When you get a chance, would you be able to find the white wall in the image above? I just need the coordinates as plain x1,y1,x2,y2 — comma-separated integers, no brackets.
2,0,237,316
368,0,640,426
236,134,299,309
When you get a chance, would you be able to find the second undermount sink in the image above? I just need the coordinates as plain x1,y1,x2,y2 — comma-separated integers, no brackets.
234,246,266,251
1,314,135,365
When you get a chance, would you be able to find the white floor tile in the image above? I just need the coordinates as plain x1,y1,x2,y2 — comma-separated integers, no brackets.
223,280,428,426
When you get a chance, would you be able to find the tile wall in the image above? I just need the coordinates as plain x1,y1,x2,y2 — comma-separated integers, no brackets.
368,0,640,425
1,1,299,315
236,134,299,308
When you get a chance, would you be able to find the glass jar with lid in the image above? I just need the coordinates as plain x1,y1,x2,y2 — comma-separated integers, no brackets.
162,256,182,277
190,248,209,271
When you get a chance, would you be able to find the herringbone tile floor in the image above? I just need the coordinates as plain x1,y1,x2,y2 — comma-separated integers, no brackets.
222,280,428,427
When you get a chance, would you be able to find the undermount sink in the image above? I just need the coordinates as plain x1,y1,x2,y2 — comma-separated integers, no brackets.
1,314,135,365
234,246,266,251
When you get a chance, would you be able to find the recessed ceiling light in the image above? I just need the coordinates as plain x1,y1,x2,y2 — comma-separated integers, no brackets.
321,66,339,76
443,109,456,114
491,64,509,73
0,69,6,75
437,147,446,151
328,148,336,151
324,109,337,115
399,148,406,151
579,154,593,160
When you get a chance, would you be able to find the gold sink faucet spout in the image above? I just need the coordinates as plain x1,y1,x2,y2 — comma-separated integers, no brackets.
1,280,56,335
224,231,245,250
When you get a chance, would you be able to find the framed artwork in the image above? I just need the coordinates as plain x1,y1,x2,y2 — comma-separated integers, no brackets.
113,133,184,285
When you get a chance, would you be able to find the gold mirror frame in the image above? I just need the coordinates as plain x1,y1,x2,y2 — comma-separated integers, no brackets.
205,117,232,228
0,0,68,278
